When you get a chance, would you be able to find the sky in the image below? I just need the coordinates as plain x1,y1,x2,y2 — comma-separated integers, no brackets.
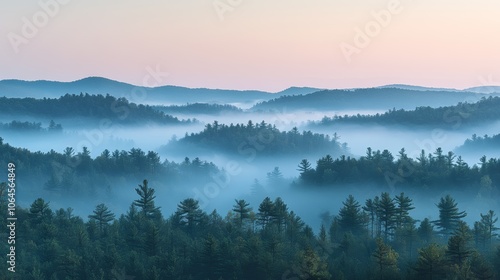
1,0,499,92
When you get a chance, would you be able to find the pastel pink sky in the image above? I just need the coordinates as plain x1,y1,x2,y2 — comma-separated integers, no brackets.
1,0,499,92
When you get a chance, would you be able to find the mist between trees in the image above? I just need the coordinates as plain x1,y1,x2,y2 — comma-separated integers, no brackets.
1,178,499,280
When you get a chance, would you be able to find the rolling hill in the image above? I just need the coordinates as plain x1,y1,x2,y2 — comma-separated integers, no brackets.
252,88,494,111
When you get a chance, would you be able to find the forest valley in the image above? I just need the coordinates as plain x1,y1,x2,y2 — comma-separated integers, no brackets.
0,179,499,280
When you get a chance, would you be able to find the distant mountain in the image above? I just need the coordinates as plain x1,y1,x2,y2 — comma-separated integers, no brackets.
376,84,461,92
3,77,498,108
464,86,500,94
0,77,275,104
252,88,490,111
0,77,132,98
274,86,324,96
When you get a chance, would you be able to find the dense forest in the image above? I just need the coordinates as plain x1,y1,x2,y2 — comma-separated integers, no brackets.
0,94,185,125
1,181,498,280
0,138,219,197
167,121,348,157
456,134,500,153
316,96,500,129
295,147,500,192
153,103,243,115
0,120,62,133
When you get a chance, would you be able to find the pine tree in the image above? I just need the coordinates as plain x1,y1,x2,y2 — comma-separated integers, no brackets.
272,197,288,232
317,224,330,257
372,238,399,280
470,252,494,280
175,198,204,234
376,192,396,240
144,221,160,256
287,211,304,244
296,248,331,280
479,210,499,247
446,221,472,267
232,199,252,228
56,249,82,280
29,198,52,220
394,192,415,229
250,178,265,197
297,159,313,181
200,235,223,280
133,179,160,219
257,197,274,228
363,198,377,238
267,167,284,186
434,195,466,238
418,218,434,244
88,203,115,234
413,243,447,280
338,195,364,235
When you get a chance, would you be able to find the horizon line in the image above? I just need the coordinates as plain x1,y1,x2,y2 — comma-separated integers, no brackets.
1,76,499,93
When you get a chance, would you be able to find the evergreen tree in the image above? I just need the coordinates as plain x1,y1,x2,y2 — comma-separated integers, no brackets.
267,167,284,186
144,221,160,256
338,195,364,235
479,210,499,247
175,198,204,234
272,197,288,232
363,198,377,238
413,243,447,280
257,197,274,228
133,179,160,219
470,252,495,280
446,221,472,267
29,198,52,220
434,195,466,237
316,224,331,259
394,192,415,228
297,159,314,181
296,248,331,280
200,235,223,280
250,178,265,197
372,238,399,280
88,203,115,235
418,218,434,244
376,192,396,240
232,199,252,228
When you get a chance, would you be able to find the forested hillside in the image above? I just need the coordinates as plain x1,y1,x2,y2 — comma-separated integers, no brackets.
167,121,348,157
316,96,500,129
0,94,184,125
456,134,500,153
1,184,498,280
0,120,62,133
295,147,500,192
153,103,243,115
0,138,218,197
